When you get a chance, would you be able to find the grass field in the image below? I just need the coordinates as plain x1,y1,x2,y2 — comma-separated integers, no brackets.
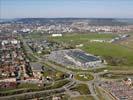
95,86,106,100
71,96,95,100
116,34,133,50
70,83,91,95
48,33,117,44
44,79,70,90
100,72,133,79
22,31,49,41
48,33,133,67
75,73,94,81
81,42,133,66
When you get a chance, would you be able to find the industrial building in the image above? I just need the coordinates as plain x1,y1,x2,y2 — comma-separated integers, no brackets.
48,49,103,68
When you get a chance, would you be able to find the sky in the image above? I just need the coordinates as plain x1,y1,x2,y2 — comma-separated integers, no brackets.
0,0,133,18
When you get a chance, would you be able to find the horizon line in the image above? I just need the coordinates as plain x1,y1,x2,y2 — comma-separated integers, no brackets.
1,17,133,20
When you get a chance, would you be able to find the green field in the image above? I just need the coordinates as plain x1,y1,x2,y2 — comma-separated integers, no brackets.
22,31,48,40
48,33,117,44
44,79,70,90
117,34,133,50
70,83,91,95
100,72,133,79
71,96,95,100
81,42,133,66
75,73,94,81
0,80,70,96
48,33,133,67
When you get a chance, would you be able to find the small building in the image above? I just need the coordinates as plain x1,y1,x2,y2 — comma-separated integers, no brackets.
52,34,62,37
123,78,132,86
52,96,61,100
0,78,16,82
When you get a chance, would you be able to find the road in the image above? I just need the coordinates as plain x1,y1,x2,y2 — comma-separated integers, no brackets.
0,79,75,100
0,87,65,100
44,61,101,100
18,35,113,100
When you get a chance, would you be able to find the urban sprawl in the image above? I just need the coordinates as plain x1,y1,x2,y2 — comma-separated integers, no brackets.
0,18,133,100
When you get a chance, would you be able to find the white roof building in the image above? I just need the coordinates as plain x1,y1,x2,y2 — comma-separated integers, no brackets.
52,34,62,37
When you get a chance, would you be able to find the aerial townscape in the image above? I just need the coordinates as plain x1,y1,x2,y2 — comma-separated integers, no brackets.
0,0,133,100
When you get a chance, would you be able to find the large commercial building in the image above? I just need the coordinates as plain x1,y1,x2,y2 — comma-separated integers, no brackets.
48,49,103,68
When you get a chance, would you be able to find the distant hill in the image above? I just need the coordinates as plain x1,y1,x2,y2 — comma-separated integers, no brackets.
117,18,133,24
0,19,13,23
1,18,133,26
0,18,18,23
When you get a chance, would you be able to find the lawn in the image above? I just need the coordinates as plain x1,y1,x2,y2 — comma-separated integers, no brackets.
70,84,91,95
44,79,70,90
71,96,95,100
75,73,94,81
42,62,69,81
